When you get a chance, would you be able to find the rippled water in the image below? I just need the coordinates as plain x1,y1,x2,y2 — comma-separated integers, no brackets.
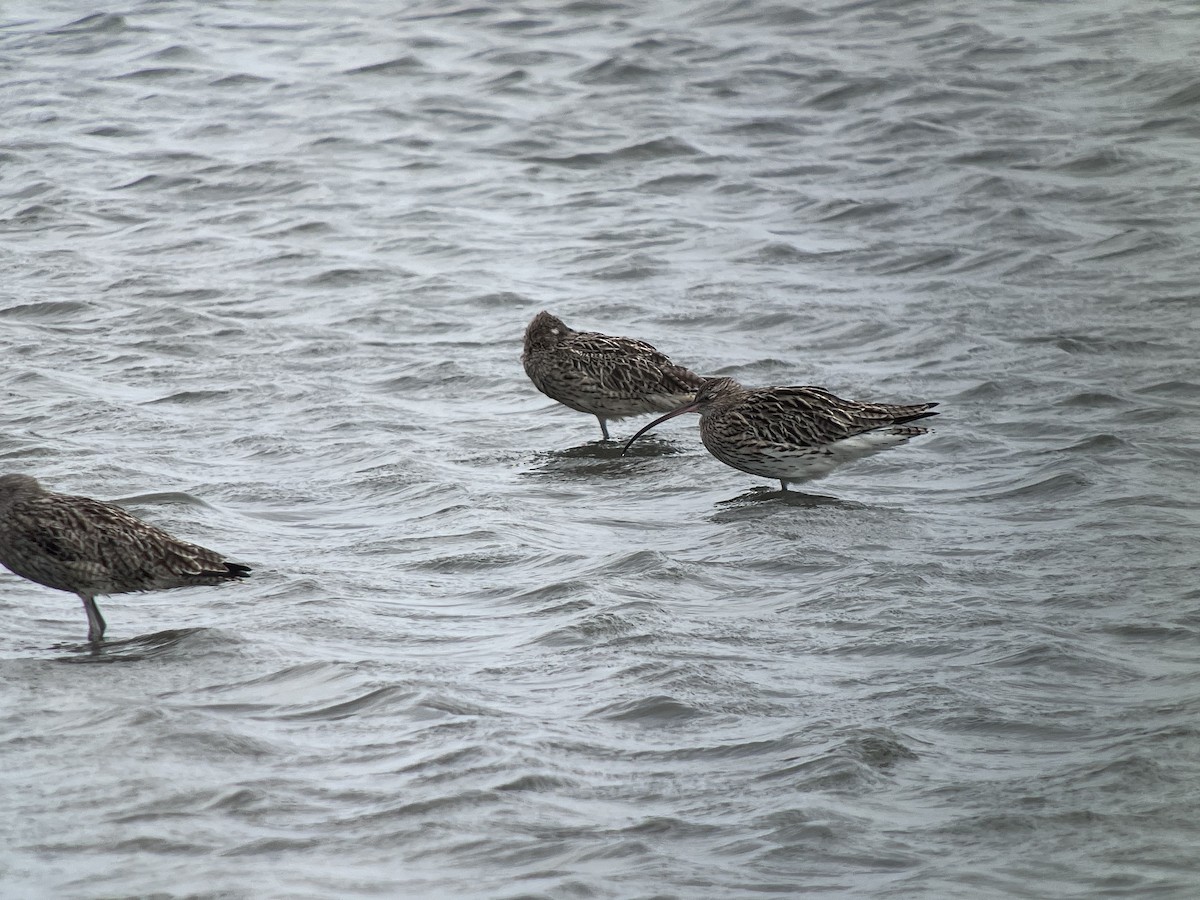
2,0,1199,897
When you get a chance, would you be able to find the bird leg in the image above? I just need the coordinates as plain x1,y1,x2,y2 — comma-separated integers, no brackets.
779,480,790,493
80,595,107,642
596,417,611,441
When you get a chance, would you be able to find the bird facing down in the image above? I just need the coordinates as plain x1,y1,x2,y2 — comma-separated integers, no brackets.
522,310,705,441
0,474,250,643
623,376,939,491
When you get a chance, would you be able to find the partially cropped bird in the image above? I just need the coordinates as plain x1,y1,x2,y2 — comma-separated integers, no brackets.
0,474,250,643
522,310,705,441
623,376,938,491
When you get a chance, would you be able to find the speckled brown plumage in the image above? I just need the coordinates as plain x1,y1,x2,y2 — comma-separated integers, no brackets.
522,311,705,440
624,376,939,491
0,474,250,642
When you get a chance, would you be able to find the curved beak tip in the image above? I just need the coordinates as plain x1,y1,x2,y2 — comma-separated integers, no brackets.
622,402,699,456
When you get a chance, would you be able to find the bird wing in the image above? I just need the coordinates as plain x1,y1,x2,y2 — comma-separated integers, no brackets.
738,386,936,448
560,331,702,397
23,496,230,588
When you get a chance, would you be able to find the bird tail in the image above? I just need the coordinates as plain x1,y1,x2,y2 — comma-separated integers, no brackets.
198,561,251,580
892,403,939,426
889,425,933,437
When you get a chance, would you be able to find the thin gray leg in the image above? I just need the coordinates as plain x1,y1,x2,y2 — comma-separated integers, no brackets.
80,595,106,642
597,417,610,441
779,480,789,492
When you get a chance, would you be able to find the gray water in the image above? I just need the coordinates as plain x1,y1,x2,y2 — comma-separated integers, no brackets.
1,0,1198,897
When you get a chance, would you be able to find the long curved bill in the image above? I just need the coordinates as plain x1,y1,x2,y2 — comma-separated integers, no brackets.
621,399,702,455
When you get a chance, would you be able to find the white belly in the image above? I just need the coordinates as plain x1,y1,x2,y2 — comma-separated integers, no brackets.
704,428,924,485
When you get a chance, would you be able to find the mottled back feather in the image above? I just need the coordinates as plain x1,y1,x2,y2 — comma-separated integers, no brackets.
523,311,704,429
0,474,250,600
707,384,938,450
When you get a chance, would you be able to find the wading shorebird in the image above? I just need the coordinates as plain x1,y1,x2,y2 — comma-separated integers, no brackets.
0,474,250,643
522,310,705,441
623,376,939,492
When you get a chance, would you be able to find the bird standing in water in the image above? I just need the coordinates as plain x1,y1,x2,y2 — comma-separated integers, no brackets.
522,310,705,441
623,376,939,491
0,474,250,643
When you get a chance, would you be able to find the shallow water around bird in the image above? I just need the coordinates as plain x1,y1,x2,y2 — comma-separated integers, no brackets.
1,1,1199,898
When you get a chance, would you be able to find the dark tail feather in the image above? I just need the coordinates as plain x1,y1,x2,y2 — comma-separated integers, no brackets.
201,561,251,580
893,404,939,425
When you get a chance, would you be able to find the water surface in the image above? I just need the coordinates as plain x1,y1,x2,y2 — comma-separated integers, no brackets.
1,1,1199,897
